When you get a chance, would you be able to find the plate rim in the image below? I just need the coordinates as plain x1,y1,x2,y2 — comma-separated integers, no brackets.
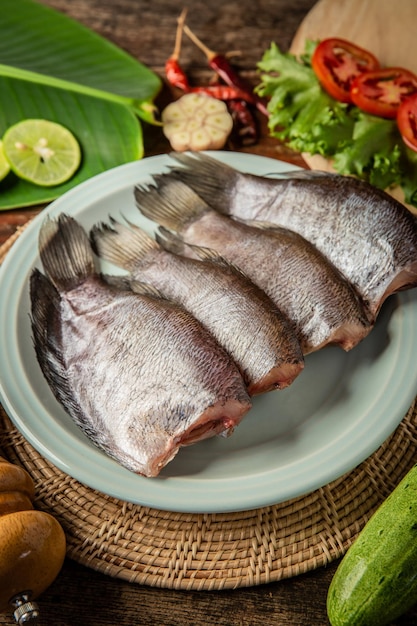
1,151,417,513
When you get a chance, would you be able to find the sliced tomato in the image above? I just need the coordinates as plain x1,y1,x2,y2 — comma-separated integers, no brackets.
397,93,417,152
351,67,417,118
311,38,380,103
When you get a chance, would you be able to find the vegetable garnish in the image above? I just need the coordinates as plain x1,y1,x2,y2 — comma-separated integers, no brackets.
256,40,417,208
183,23,269,117
161,92,233,151
165,8,190,92
164,12,260,147
2,119,81,187
312,38,380,103
350,67,417,119
0,141,10,182
397,93,417,152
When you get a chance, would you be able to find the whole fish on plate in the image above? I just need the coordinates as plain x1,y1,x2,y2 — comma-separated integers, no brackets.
30,214,252,478
90,218,304,395
164,152,417,319
134,180,372,355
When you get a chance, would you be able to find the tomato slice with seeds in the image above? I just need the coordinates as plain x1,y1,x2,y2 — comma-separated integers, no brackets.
397,93,417,152
350,67,417,119
311,38,380,103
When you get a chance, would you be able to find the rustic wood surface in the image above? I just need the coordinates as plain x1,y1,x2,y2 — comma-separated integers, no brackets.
1,1,416,625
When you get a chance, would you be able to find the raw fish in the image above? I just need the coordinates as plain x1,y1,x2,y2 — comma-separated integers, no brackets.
90,218,304,394
134,180,372,354
30,214,252,477
166,152,417,318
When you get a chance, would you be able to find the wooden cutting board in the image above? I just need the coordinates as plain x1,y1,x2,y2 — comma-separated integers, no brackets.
289,0,417,212
290,0,416,72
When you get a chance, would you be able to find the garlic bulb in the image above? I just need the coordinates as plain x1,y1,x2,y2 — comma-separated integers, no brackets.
162,93,233,151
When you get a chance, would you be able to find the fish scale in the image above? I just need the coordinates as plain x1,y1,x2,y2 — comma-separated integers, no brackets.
134,178,372,355
30,214,252,478
90,218,304,395
166,151,417,319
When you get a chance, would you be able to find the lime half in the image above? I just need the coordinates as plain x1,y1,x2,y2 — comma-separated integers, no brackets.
0,141,10,182
3,119,81,187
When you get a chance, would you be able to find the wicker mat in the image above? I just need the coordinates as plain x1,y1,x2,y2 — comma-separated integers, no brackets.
1,227,417,591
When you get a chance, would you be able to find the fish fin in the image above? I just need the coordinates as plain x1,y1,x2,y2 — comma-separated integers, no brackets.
182,242,230,265
156,226,254,279
129,279,164,299
240,218,286,232
101,273,132,291
166,151,241,215
155,226,217,262
155,226,188,256
135,179,210,230
38,214,95,291
265,168,342,181
31,268,131,451
30,269,92,431
90,218,159,272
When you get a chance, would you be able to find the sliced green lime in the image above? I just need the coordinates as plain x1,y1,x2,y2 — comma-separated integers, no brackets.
3,119,81,187
0,140,10,182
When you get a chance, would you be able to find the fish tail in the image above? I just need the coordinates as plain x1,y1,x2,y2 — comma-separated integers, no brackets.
166,151,239,214
135,178,210,230
90,218,159,272
38,214,95,291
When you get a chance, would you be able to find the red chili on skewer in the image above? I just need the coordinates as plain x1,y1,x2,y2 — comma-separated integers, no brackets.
183,24,269,117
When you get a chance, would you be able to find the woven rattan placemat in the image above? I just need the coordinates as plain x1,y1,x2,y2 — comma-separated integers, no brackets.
1,227,417,590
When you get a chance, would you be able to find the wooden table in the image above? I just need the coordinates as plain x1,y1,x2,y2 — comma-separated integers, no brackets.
0,2,415,625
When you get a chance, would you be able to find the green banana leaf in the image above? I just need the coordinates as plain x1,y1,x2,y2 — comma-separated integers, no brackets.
0,0,163,209
0,77,142,209
1,0,162,121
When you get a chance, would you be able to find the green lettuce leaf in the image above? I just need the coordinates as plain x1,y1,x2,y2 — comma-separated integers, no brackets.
257,42,417,208
257,43,353,155
333,114,403,189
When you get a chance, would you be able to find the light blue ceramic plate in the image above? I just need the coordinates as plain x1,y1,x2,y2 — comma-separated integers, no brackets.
1,152,417,513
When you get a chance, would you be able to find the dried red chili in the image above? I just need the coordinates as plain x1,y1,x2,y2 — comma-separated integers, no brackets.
183,24,269,117
165,9,190,91
227,99,258,146
190,85,257,101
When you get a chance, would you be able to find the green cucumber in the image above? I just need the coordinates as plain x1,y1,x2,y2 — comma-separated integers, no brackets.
327,463,417,626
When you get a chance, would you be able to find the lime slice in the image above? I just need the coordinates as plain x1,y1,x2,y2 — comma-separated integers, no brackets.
0,140,10,182
3,119,81,187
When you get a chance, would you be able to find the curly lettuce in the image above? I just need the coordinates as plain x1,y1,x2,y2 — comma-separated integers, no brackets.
256,42,417,208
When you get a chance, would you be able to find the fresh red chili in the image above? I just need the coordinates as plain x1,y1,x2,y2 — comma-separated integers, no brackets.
183,24,269,117
165,9,190,91
312,38,380,103
397,93,417,152
351,67,417,119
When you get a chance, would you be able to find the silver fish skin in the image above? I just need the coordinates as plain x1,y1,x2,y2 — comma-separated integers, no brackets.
90,219,304,395
165,152,417,319
31,214,252,478
134,181,372,355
